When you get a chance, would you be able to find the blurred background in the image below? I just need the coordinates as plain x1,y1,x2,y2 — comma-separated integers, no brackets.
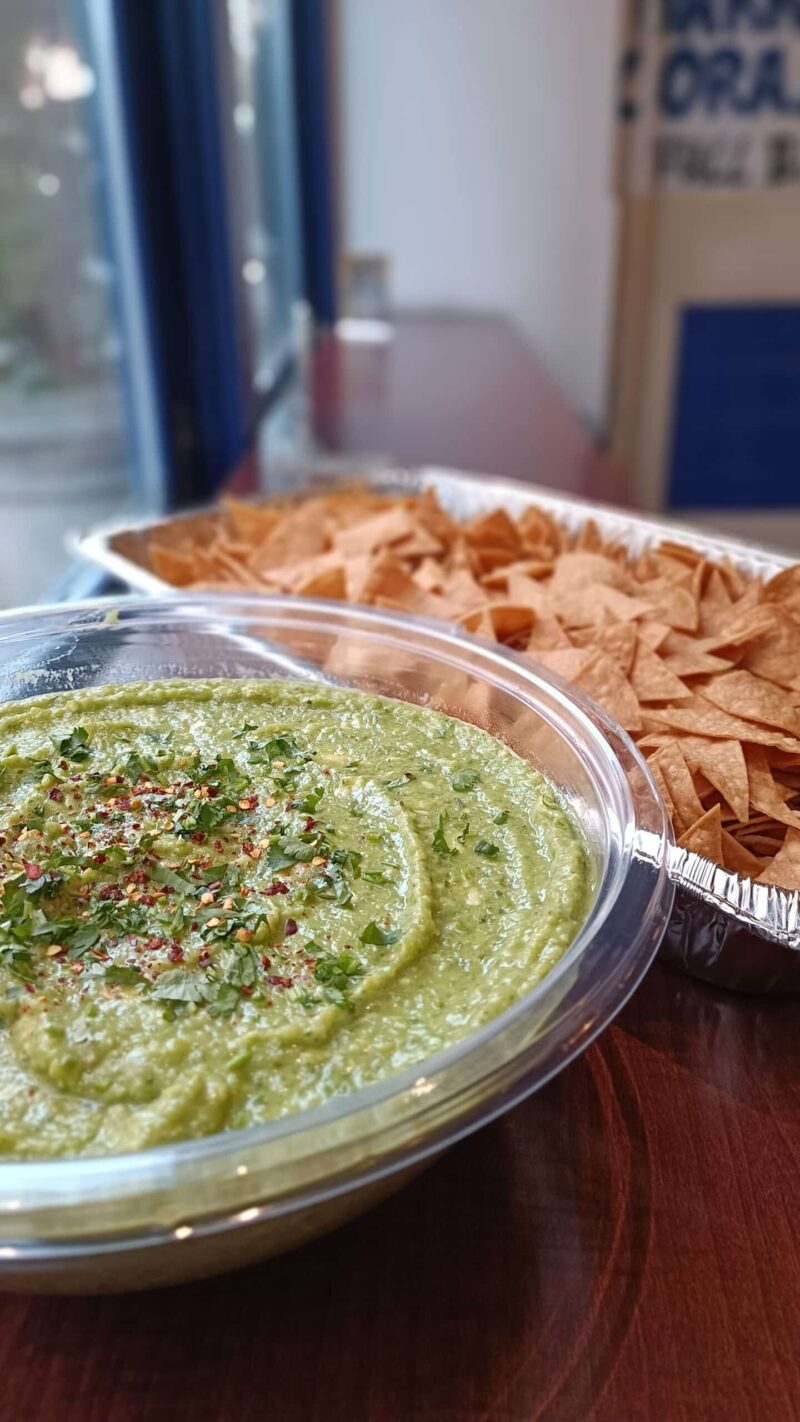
1,0,799,606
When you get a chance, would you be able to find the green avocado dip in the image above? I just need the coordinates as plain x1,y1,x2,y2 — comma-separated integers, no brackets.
0,679,591,1158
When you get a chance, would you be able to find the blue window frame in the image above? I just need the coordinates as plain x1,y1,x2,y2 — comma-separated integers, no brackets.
0,0,334,603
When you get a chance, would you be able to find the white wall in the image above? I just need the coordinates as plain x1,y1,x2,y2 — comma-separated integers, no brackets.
335,0,619,429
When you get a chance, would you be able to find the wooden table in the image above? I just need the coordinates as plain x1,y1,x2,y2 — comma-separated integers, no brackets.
230,312,629,507
3,314,799,1420
2,962,798,1421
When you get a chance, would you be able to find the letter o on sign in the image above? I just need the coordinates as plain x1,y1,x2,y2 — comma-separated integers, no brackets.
659,48,701,119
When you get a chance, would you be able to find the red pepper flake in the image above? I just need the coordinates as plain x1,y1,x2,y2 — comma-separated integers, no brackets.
214,839,224,852
303,817,316,833
99,885,122,901
48,788,63,802
93,852,107,865
24,863,42,881
266,974,293,989
140,894,156,907
241,986,253,997
0,837,5,847
284,918,298,937
198,949,211,968
190,831,206,844
266,881,289,896
261,955,271,970
23,983,35,994
168,945,183,963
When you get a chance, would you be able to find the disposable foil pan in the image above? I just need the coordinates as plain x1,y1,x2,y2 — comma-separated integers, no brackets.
75,466,800,995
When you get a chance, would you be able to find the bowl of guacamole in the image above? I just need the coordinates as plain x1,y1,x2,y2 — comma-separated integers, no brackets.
0,597,673,1291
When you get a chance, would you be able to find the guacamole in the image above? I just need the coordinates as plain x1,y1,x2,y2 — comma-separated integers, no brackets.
0,679,590,1158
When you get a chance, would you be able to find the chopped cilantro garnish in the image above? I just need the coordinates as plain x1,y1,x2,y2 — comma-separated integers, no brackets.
433,813,456,856
384,772,415,790
104,965,143,987
57,727,91,763
493,810,509,826
363,870,394,885
151,969,207,1004
474,840,500,858
151,864,196,895
294,785,324,814
452,770,480,792
205,982,242,1017
359,921,403,947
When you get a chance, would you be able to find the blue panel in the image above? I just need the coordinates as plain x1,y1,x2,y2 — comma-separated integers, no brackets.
668,305,800,510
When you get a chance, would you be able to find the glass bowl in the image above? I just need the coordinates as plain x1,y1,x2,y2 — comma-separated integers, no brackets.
0,596,673,1292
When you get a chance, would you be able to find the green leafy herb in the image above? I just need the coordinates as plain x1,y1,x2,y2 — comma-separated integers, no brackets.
313,950,364,1009
433,813,456,856
331,848,362,879
57,727,91,763
363,870,394,886
66,926,101,960
151,864,195,895
359,921,403,947
474,840,500,858
151,968,206,1004
104,964,143,987
384,772,415,790
205,982,242,1017
294,785,324,814
452,769,480,792
493,810,509,826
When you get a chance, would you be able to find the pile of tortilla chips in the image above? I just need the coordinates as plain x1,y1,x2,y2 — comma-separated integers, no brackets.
148,486,800,891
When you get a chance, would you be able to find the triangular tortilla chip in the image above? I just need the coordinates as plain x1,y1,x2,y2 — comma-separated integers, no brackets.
703,670,800,739
677,803,723,861
744,745,800,830
649,744,705,835
575,653,642,734
630,644,691,703
721,830,765,877
757,828,800,889
677,737,750,824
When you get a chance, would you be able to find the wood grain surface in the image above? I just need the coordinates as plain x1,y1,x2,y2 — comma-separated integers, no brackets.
232,312,628,507
1,962,798,1422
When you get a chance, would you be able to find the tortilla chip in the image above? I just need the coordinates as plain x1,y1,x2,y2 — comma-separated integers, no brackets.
222,497,282,543
677,737,750,824
630,644,691,703
575,653,642,734
703,670,800,739
488,603,536,641
756,828,800,889
677,803,723,862
294,563,347,600
464,507,522,555
646,701,800,753
150,544,197,586
529,648,595,682
721,830,765,877
548,552,623,598
744,745,800,830
526,614,572,651
740,606,800,690
649,744,705,834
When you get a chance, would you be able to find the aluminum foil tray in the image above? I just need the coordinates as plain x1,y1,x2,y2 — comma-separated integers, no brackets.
76,465,800,995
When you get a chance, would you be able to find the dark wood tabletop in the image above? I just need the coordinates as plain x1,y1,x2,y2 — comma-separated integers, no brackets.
2,314,798,1421
2,961,798,1422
